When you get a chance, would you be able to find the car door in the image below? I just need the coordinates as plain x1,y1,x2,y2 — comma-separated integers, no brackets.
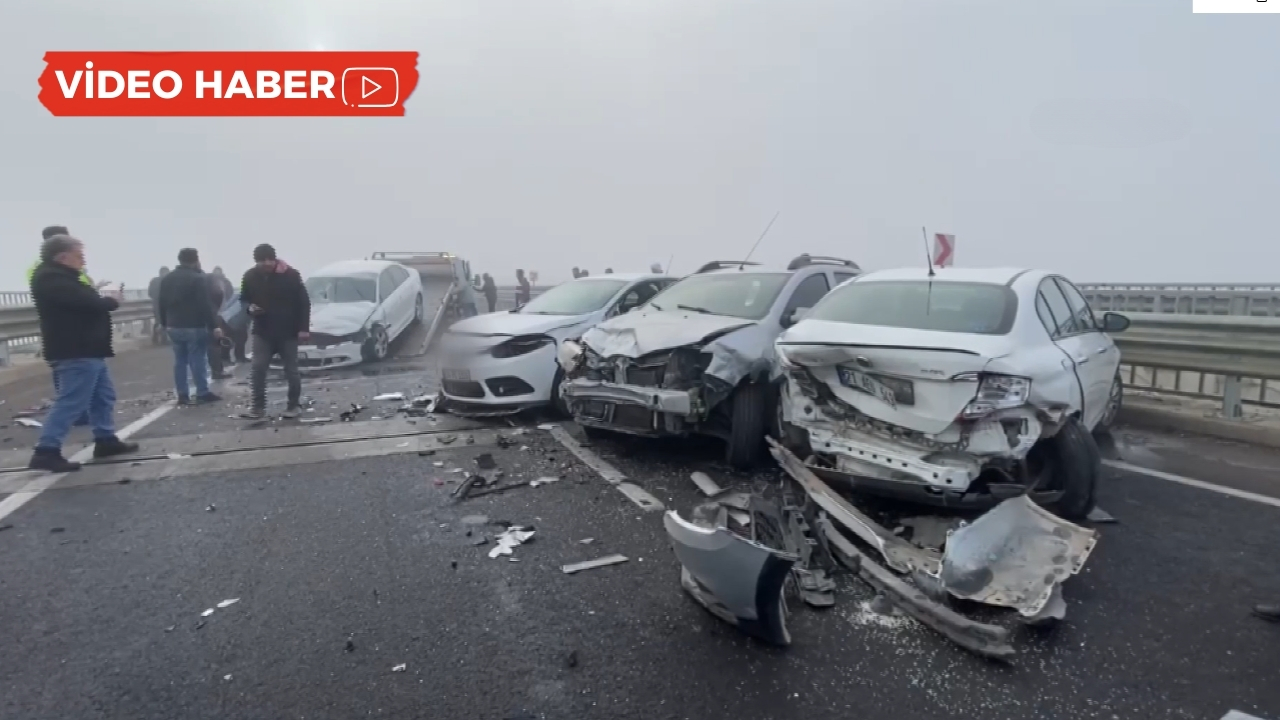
1054,276,1119,428
1035,278,1103,428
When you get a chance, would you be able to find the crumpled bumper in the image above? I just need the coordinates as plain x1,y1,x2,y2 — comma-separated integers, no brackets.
561,379,698,435
270,341,363,371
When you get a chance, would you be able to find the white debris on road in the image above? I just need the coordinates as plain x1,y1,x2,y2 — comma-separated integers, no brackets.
488,527,535,559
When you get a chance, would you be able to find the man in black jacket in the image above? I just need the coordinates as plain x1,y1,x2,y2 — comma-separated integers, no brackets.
239,243,310,418
159,248,223,404
482,273,498,313
27,235,139,472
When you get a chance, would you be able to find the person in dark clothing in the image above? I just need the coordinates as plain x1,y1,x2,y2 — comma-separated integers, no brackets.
239,243,310,419
604,268,613,274
148,266,171,344
481,273,498,312
571,266,581,279
159,248,223,405
27,235,139,472
205,269,232,380
515,269,531,307
211,266,248,364
31,226,90,427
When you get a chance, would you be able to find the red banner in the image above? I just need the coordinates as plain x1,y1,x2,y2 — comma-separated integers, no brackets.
38,51,420,117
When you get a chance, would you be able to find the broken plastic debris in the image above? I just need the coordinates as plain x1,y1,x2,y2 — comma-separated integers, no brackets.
475,453,497,470
537,423,556,430
1086,506,1117,523
299,416,332,424
562,554,629,574
167,453,190,460
15,418,42,428
488,527,535,558
579,538,595,544
391,663,407,672
689,471,723,496
217,598,240,608
530,477,560,488
433,461,445,467
201,608,215,617
373,392,405,401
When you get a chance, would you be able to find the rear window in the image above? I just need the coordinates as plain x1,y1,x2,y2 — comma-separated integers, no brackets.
805,280,1017,335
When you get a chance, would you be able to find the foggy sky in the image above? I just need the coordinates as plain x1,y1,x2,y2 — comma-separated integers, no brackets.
1,0,1276,290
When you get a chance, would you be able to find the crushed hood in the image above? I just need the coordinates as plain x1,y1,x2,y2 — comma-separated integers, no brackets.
449,311,587,339
310,302,377,336
581,310,754,359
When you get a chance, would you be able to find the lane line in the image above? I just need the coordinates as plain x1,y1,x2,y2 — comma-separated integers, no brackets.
1104,459,1280,510
0,401,177,522
1221,711,1270,720
545,424,664,512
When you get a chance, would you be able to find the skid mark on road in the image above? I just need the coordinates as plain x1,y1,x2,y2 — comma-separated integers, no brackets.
1105,459,1280,509
0,400,176,522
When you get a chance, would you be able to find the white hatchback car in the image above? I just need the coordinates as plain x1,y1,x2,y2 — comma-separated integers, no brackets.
774,267,1129,520
294,259,424,370
438,273,675,417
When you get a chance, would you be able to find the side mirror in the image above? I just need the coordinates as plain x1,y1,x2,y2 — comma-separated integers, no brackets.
1101,312,1130,333
783,307,811,327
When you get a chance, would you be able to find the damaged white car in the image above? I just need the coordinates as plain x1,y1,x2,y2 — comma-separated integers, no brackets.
292,259,424,369
774,267,1129,520
558,255,860,469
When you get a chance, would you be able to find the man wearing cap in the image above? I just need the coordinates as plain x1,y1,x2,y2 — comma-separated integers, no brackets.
27,234,139,472
158,248,223,405
239,243,310,418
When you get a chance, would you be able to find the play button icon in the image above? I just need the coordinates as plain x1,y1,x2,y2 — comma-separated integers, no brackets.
340,67,400,108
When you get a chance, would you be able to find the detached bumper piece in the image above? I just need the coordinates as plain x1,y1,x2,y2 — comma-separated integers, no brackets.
664,507,798,646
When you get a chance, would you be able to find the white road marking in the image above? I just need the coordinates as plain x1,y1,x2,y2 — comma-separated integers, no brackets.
1104,459,1280,510
546,424,664,512
0,401,177,522
1221,711,1270,720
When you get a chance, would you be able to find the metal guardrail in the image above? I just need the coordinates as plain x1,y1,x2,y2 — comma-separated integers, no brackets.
1080,283,1280,318
0,299,155,366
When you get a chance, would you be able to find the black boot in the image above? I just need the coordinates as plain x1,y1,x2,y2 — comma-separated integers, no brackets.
93,437,140,459
28,448,81,473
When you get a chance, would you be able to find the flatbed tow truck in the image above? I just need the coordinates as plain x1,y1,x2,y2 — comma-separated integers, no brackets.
368,252,476,354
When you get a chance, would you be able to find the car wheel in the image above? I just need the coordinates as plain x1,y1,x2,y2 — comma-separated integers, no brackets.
413,294,424,324
549,368,571,418
725,382,768,470
1041,417,1101,521
1095,371,1123,433
361,325,390,362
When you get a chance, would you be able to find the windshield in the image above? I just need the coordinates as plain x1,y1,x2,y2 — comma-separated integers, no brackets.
646,272,789,321
306,275,378,304
518,278,627,315
806,280,1017,335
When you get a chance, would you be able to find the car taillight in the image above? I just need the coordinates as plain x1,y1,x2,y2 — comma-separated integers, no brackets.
956,373,1032,419
491,334,554,359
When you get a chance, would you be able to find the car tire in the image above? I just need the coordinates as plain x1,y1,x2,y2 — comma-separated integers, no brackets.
549,368,571,418
1095,370,1123,434
1042,417,1100,521
361,325,390,363
413,294,424,324
725,382,768,470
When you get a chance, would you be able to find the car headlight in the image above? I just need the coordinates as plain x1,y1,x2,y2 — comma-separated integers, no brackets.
557,340,584,372
490,334,554,359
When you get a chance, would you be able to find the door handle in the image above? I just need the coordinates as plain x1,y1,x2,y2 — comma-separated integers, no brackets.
1074,355,1091,364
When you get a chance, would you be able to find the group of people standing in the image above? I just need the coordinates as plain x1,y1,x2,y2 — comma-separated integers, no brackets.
471,268,533,313
26,230,311,472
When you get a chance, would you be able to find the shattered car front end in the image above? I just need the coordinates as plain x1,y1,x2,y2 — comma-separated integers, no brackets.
557,311,768,438
775,335,1070,509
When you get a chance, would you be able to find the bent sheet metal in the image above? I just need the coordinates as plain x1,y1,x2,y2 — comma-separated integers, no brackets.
664,509,798,646
938,494,1097,616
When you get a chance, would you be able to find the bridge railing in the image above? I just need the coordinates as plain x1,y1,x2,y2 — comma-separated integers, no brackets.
1079,283,1280,318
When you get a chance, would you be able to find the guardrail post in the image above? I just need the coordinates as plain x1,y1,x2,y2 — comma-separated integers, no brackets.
0,340,9,368
1223,376,1244,419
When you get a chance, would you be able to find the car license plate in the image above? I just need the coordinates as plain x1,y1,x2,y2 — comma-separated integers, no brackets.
442,367,472,382
837,367,912,408
297,351,308,360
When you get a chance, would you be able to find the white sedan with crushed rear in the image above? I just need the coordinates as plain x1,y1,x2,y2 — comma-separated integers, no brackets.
773,267,1129,520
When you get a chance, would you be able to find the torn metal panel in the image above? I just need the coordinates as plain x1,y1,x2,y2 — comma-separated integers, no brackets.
578,310,774,387
561,554,629,574
938,495,1097,616
817,516,1015,662
664,509,798,646
769,439,941,575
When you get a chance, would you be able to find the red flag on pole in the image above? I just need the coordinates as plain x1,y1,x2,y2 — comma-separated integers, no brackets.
932,233,955,268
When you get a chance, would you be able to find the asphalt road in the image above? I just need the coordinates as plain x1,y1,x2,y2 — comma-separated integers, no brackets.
1,333,1278,719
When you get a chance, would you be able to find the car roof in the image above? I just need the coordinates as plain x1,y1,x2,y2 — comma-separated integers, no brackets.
854,267,1035,285
312,259,400,277
697,266,796,276
569,273,669,282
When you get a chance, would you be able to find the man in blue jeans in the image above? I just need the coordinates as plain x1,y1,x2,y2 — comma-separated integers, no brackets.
28,234,139,472
158,248,223,405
